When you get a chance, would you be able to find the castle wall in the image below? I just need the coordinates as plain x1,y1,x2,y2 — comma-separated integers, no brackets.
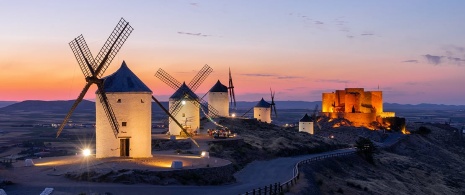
254,107,271,123
322,93,336,112
208,92,229,117
370,91,383,113
96,92,152,158
321,112,376,127
169,99,200,136
299,122,314,134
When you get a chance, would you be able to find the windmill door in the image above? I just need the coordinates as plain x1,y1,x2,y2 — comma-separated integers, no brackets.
120,138,130,157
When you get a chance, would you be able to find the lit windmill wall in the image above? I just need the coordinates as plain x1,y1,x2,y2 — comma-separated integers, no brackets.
96,62,152,158
254,98,272,123
168,83,200,136
208,80,229,117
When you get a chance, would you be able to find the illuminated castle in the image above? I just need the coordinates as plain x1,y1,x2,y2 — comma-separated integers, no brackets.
321,88,395,127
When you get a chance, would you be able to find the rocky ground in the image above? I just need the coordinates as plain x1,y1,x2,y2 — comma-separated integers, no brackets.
296,123,465,195
209,117,348,169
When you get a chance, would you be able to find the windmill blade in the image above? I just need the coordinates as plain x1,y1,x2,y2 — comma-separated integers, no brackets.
273,104,278,118
155,68,182,90
168,99,184,123
56,82,92,138
241,107,254,117
94,18,134,78
151,96,199,147
96,83,120,138
270,88,277,117
69,35,96,77
188,64,213,92
228,67,236,109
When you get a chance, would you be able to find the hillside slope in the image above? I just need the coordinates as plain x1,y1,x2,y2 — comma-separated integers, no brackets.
296,124,465,195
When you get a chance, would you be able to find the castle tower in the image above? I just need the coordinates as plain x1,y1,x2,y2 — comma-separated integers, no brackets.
169,82,200,136
96,61,152,158
253,98,271,123
208,80,229,117
299,113,314,134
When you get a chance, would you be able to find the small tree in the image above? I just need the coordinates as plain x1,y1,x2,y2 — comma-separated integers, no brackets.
355,137,376,164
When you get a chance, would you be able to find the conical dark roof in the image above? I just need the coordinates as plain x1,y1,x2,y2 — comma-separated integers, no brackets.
170,82,199,100
300,113,313,122
255,98,271,108
209,80,228,92
101,61,152,93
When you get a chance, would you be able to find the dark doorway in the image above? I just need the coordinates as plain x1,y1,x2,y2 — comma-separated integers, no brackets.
120,138,130,157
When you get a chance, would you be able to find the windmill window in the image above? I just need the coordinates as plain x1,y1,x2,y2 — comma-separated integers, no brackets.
122,122,127,126
117,99,122,103
141,99,144,103
182,113,186,117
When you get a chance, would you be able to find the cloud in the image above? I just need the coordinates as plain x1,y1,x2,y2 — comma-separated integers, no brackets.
177,31,212,37
423,54,444,65
314,21,324,25
241,73,275,77
402,60,419,63
189,2,198,6
360,33,374,36
448,57,465,65
346,35,354,39
315,79,351,84
277,76,303,79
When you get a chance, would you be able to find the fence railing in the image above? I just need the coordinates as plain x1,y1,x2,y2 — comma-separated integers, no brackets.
239,150,355,195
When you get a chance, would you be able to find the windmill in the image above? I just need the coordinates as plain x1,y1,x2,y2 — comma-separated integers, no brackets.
155,64,222,135
56,18,133,138
228,67,236,110
242,88,277,123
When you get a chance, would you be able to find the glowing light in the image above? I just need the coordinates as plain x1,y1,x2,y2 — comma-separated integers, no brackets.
201,151,209,158
82,149,91,157
231,113,236,117
330,135,335,139
181,100,186,105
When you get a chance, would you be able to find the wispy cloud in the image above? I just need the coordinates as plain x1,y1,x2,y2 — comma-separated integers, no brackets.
423,54,444,65
315,79,351,84
241,73,275,77
189,2,198,6
314,21,324,25
360,33,374,36
402,60,419,63
277,76,303,80
177,31,212,37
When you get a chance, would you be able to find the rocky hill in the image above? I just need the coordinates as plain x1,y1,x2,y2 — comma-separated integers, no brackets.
295,123,465,195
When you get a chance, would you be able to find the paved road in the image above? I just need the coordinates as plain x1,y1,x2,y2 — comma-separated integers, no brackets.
4,148,354,195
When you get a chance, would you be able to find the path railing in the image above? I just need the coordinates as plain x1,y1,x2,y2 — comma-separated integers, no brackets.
239,150,355,195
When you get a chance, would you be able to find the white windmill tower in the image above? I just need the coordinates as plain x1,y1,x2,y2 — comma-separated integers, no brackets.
168,82,200,136
253,98,272,123
95,61,153,158
57,18,152,158
299,113,314,134
253,89,277,123
208,80,229,117
155,65,221,136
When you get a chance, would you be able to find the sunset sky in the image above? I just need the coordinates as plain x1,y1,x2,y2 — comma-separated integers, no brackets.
1,1,464,105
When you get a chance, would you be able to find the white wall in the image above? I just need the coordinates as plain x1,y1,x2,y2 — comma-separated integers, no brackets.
208,92,229,117
299,122,314,134
254,107,271,123
96,92,152,158
169,99,200,136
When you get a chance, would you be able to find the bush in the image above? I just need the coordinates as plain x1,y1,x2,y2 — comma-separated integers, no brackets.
355,137,376,164
337,188,344,194
413,126,431,135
